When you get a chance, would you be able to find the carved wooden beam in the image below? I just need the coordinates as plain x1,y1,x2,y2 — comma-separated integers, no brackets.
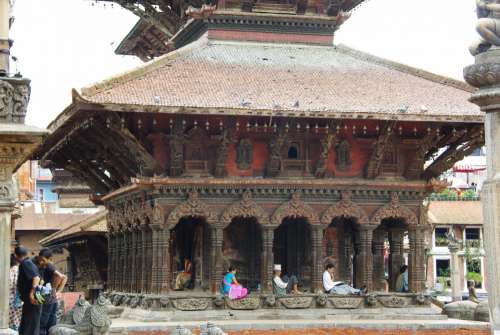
315,133,336,178
425,128,468,162
364,121,396,179
404,128,443,179
423,126,485,179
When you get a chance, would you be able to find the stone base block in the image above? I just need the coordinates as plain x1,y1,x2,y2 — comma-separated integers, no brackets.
0,328,16,335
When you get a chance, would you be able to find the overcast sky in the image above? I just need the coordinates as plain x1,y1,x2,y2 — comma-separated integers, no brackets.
10,0,478,127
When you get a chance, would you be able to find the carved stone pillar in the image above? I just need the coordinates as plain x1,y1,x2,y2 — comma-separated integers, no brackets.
389,228,405,290
130,229,138,293
465,46,500,333
356,225,375,290
408,226,425,293
372,228,386,291
261,226,274,293
449,243,462,302
311,225,324,293
209,226,224,293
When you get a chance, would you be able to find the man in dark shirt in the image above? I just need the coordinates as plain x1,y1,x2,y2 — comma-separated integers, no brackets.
15,246,42,335
35,248,68,335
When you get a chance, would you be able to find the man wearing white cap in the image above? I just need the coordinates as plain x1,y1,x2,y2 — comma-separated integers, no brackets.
272,264,300,296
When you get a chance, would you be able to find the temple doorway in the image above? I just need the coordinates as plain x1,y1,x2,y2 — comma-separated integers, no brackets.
223,217,262,290
324,217,356,284
273,217,312,290
170,216,210,290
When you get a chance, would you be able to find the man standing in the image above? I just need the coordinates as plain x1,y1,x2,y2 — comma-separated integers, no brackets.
35,248,68,335
15,246,42,335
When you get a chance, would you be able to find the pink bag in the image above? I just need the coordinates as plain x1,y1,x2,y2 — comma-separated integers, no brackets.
228,284,248,300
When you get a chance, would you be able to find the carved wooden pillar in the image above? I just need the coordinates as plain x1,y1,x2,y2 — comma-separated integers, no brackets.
389,228,405,290
408,226,426,292
139,226,147,293
209,225,224,293
151,224,171,294
356,225,375,290
107,233,116,291
261,226,274,293
135,228,143,293
311,225,325,293
121,231,129,291
336,223,348,282
150,225,161,294
372,228,386,291
130,228,138,293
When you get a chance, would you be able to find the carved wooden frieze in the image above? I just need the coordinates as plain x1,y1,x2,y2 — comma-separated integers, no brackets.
321,190,369,225
328,296,363,309
165,191,217,226
315,134,335,178
278,296,313,309
171,298,211,311
225,296,260,310
236,138,253,170
370,192,417,226
220,190,269,226
271,192,319,225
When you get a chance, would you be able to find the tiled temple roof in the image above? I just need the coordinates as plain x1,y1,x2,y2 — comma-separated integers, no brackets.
428,201,483,226
76,35,482,123
39,209,107,246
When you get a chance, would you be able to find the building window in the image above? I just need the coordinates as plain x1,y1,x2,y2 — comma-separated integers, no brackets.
287,145,299,159
436,259,451,288
465,228,481,248
466,258,483,289
434,227,449,247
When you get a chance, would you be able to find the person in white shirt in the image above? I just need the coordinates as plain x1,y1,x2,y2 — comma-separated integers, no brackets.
323,263,363,295
272,264,300,296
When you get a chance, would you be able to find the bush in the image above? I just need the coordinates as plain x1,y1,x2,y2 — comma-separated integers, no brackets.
466,271,482,284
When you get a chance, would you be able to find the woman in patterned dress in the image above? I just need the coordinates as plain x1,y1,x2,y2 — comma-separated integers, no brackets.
9,253,22,331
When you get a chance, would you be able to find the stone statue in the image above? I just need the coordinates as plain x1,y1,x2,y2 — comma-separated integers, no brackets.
470,0,500,55
12,83,30,121
58,296,91,325
50,295,111,335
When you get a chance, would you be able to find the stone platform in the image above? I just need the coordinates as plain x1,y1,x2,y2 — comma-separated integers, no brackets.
109,318,490,335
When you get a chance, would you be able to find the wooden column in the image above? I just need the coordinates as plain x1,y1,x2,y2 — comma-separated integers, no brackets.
372,228,386,291
389,228,405,290
151,224,171,294
130,228,138,293
107,233,116,291
409,226,426,292
356,225,375,290
336,224,348,282
261,226,274,293
150,225,161,294
209,226,224,293
121,232,129,292
145,229,153,293
311,225,325,293
139,226,148,293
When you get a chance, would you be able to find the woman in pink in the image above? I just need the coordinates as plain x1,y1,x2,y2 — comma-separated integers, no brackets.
9,254,22,331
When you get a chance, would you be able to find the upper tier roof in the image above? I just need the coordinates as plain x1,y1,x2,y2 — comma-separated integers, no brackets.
77,35,481,123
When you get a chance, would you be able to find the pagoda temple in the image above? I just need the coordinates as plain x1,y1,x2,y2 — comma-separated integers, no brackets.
33,0,484,311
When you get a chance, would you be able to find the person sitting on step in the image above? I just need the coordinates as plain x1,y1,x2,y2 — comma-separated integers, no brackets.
272,264,300,296
174,259,193,290
395,265,409,293
323,263,363,295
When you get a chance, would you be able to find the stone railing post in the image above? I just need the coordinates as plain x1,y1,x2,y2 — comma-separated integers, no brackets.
209,226,224,293
356,225,375,290
448,243,462,302
311,225,325,293
372,229,386,291
261,226,274,293
408,226,425,292
465,42,500,333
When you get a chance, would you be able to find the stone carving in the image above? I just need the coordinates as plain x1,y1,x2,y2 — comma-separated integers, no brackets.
329,296,363,309
321,190,369,225
201,322,227,335
370,193,417,226
12,83,30,122
50,295,111,335
0,80,13,119
278,296,313,309
59,296,91,325
220,191,270,226
315,134,335,178
470,0,500,55
159,296,170,308
111,294,124,307
316,294,328,307
140,297,152,310
377,295,409,308
236,138,253,170
366,294,378,307
226,296,260,310
415,293,428,305
166,191,217,227
172,325,193,335
129,296,141,308
464,60,500,87
213,296,225,308
264,295,276,307
335,139,352,171
171,298,210,311
271,192,320,225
